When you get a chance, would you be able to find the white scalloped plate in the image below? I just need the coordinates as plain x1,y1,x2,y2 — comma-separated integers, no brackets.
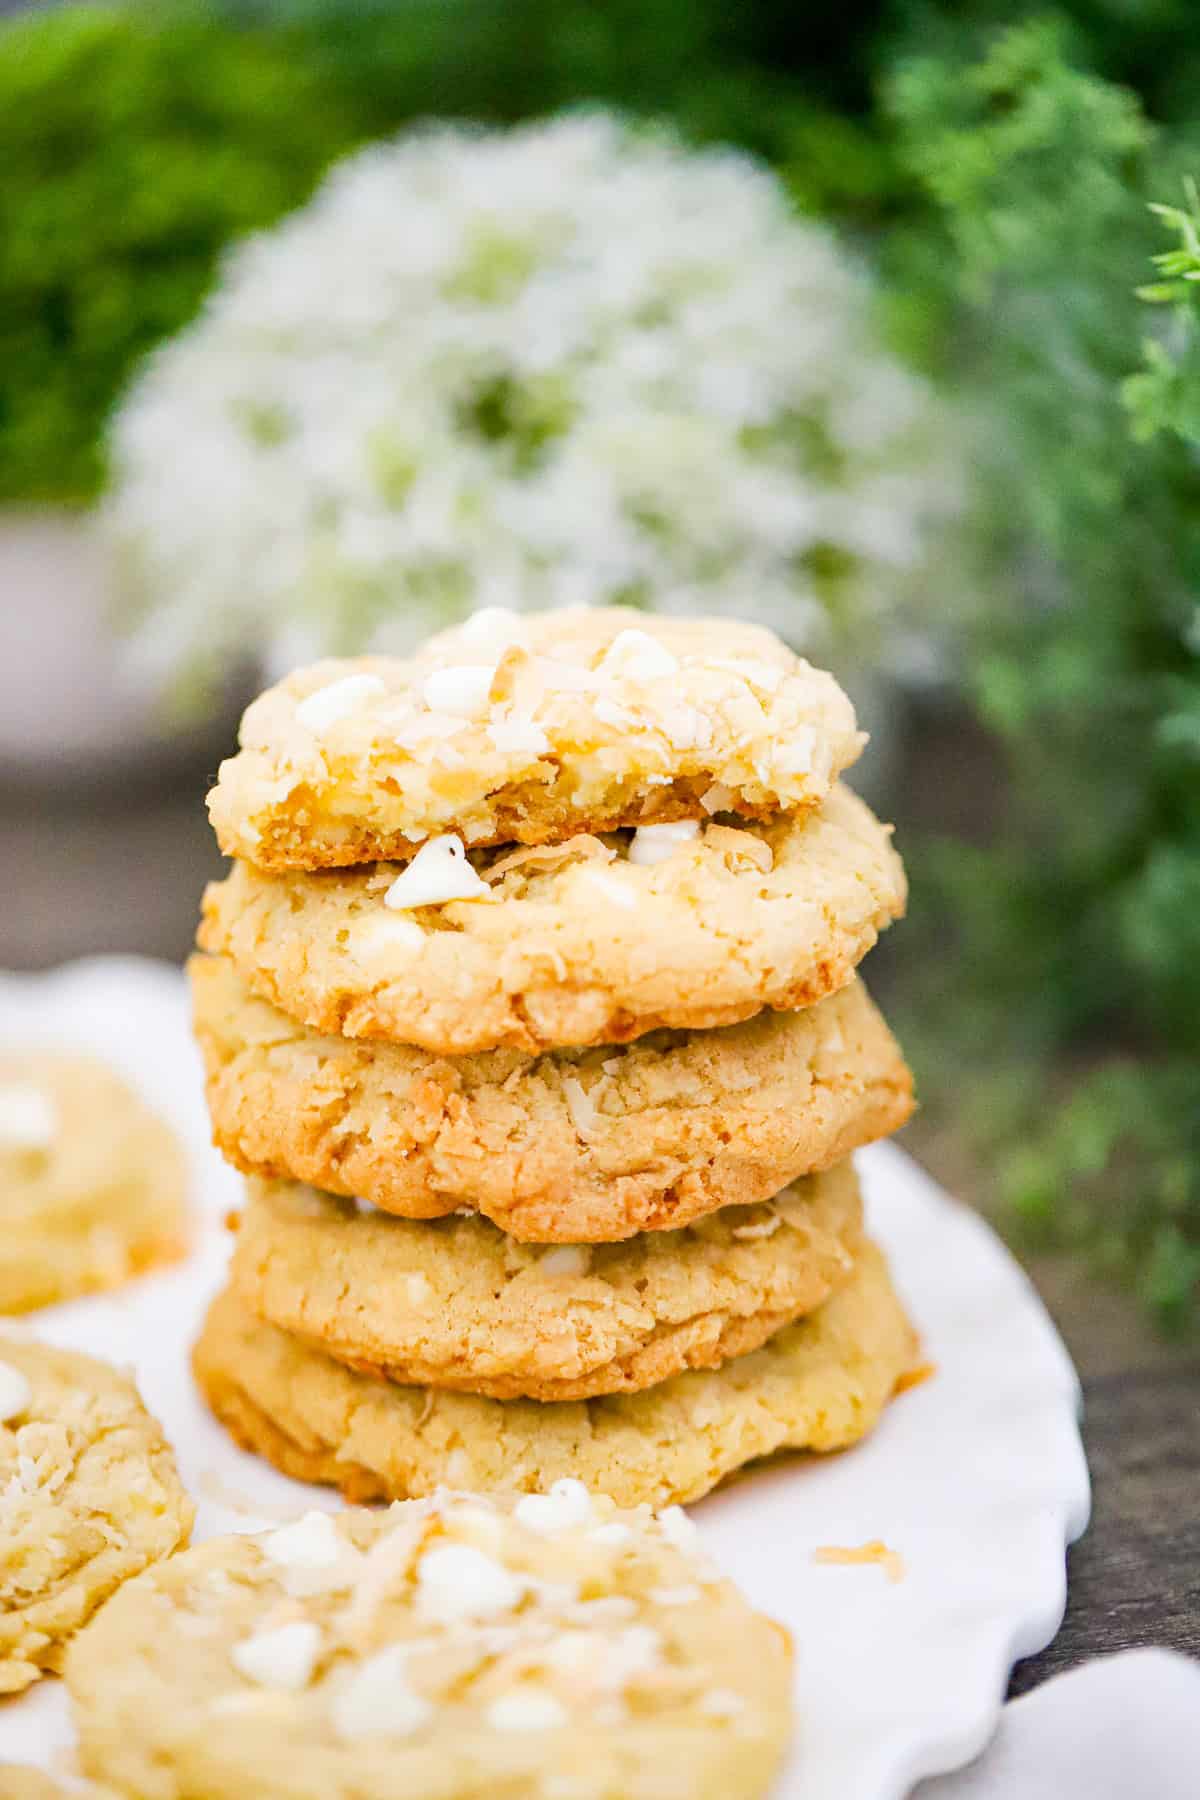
0,957,1089,1798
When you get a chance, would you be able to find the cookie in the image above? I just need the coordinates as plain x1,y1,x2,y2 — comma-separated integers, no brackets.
229,1162,863,1402
208,606,863,871
67,1490,791,1800
191,954,912,1241
0,1055,189,1314
0,1339,193,1693
199,785,905,1055
0,1772,116,1800
194,1242,915,1510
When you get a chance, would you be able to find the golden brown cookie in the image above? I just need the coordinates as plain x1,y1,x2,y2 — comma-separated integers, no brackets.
191,954,912,1241
0,1054,189,1314
229,1163,863,1402
67,1492,792,1800
0,1771,117,1800
0,1339,193,1693
208,606,862,871
199,786,905,1055
194,1242,916,1510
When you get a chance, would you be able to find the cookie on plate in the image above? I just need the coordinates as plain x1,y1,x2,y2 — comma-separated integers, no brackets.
229,1162,863,1402
0,1771,117,1800
199,786,905,1055
191,955,912,1241
0,1340,193,1693
0,1054,189,1314
195,1242,916,1510
67,1488,792,1800
208,606,863,871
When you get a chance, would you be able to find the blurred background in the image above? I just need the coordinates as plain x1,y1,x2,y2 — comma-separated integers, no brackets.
2,0,1199,1334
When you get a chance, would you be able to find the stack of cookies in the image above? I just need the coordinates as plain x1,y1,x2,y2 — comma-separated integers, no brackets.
189,608,918,1509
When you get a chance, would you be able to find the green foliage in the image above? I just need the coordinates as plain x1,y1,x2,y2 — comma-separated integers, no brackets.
1125,179,1200,445
0,0,890,505
884,19,1200,1326
0,4,371,503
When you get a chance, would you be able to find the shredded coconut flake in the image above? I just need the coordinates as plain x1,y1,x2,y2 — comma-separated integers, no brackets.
559,1076,598,1137
599,628,680,683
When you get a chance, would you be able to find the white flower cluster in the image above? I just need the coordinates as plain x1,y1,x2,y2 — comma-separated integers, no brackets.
106,113,957,679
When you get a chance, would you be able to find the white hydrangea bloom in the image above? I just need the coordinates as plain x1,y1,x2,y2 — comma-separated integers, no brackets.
105,113,957,678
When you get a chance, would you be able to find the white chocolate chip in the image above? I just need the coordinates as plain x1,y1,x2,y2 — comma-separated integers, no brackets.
0,1084,57,1153
330,1644,432,1740
350,912,425,962
421,663,497,718
415,1543,526,1623
230,1621,322,1691
599,629,679,683
540,1631,595,1675
384,835,490,908
514,1479,594,1536
406,1273,433,1310
627,820,701,867
589,1522,632,1548
700,1687,746,1718
260,1511,363,1595
0,1360,32,1424
600,1625,661,1690
486,1687,569,1732
657,1505,701,1551
538,1245,591,1278
295,674,386,733
486,712,551,755
731,1215,783,1241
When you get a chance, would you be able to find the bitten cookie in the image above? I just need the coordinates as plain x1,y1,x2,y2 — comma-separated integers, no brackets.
192,955,912,1240
208,606,863,870
67,1489,792,1800
199,786,905,1055
0,1340,193,1693
0,1055,189,1314
195,1242,916,1510
229,1163,863,1402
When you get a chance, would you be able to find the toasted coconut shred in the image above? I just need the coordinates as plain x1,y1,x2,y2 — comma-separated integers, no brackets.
813,1540,906,1583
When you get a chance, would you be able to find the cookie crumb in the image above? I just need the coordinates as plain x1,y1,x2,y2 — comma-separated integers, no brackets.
894,1360,937,1395
813,1540,905,1583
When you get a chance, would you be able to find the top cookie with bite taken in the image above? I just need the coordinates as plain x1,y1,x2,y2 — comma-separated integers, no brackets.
207,608,863,871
